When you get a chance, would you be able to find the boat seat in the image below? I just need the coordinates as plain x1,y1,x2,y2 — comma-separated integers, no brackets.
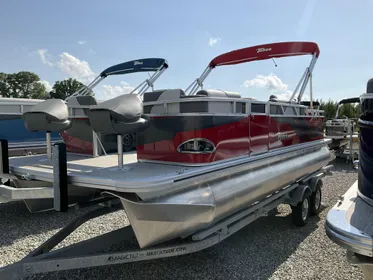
22,99,71,132
87,94,148,134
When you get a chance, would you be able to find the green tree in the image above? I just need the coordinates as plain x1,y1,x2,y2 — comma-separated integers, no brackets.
0,71,47,99
50,78,92,99
319,99,338,121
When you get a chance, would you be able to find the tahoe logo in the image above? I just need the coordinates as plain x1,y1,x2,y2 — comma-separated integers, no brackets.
278,133,289,141
134,61,143,65
256,47,272,53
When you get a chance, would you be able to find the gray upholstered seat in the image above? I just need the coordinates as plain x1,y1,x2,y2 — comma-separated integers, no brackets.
87,94,148,134
23,99,71,132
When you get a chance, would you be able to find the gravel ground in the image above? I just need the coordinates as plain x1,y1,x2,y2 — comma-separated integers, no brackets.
0,158,364,280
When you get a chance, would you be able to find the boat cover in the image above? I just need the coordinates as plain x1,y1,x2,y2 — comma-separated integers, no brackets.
22,99,71,132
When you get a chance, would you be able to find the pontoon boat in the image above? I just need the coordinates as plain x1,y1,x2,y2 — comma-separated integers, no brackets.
325,78,373,280
0,41,331,246
325,97,360,151
0,58,168,212
0,41,334,279
63,57,169,155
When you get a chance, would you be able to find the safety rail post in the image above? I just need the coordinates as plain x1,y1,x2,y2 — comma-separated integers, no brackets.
0,139,10,186
349,121,353,163
53,142,68,212
117,135,123,169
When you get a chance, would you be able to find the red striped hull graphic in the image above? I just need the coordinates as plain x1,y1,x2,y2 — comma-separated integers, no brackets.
137,115,324,164
60,115,324,162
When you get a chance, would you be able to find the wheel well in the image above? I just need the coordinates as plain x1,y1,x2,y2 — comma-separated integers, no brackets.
309,177,323,192
287,184,312,207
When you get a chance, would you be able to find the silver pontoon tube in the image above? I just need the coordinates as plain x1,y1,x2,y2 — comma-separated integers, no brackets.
111,144,330,248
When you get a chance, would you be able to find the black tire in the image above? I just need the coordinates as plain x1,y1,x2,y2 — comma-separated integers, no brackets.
310,182,322,216
122,134,134,152
291,191,311,227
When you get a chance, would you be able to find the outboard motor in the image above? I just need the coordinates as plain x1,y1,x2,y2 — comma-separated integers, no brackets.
358,78,373,205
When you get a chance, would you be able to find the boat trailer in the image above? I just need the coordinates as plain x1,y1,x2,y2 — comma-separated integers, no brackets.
0,140,333,279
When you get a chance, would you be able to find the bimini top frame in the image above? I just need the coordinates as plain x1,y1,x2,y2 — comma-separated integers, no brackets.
335,97,360,119
66,58,169,100
185,41,320,104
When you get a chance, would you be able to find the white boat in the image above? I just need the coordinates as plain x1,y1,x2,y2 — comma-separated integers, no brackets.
325,78,373,280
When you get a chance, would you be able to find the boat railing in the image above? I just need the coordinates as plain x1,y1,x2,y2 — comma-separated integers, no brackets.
143,97,324,117
0,98,44,116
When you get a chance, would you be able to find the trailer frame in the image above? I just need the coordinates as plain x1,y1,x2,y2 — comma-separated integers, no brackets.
0,165,332,280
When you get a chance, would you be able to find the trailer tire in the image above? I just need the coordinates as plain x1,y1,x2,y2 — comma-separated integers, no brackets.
122,133,134,152
310,181,322,215
291,191,311,226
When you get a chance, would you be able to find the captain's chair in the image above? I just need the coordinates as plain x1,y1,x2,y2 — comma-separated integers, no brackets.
87,94,148,168
22,98,71,160
23,99,71,132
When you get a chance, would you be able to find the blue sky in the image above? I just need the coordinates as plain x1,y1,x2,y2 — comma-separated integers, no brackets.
1,0,373,101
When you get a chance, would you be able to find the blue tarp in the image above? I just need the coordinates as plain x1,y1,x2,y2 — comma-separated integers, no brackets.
100,58,168,77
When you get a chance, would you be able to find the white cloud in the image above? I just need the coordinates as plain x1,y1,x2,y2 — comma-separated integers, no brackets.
78,40,86,45
209,36,221,46
101,82,135,99
243,74,288,92
37,49,54,67
243,74,294,101
88,48,96,55
37,50,96,83
57,52,96,83
35,50,137,99
39,80,52,92
243,73,311,101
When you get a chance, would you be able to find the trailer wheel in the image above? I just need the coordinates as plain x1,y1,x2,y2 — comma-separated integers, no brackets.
291,191,311,226
310,181,322,216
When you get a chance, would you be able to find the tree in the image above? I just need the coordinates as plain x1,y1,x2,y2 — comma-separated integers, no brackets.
319,99,338,122
50,78,92,99
0,71,47,99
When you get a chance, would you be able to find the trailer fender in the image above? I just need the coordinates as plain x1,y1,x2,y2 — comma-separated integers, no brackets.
308,177,323,193
286,185,311,207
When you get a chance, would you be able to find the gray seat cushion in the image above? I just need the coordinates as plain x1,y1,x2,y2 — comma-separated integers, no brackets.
23,99,71,132
87,94,148,134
